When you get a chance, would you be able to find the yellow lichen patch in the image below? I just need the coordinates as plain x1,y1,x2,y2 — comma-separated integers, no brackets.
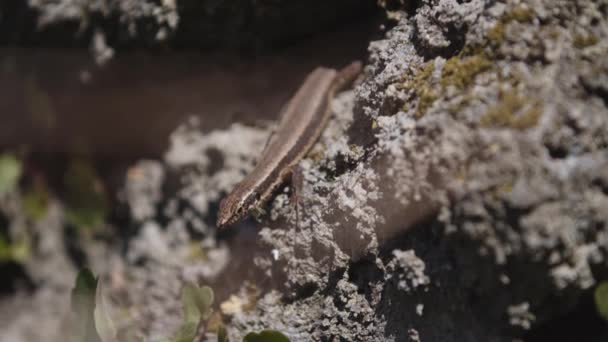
398,61,435,93
480,90,544,129
487,5,536,45
448,94,477,115
398,61,438,117
455,167,467,181
504,5,536,23
397,53,493,117
416,87,439,118
496,182,514,195
488,22,506,44
491,181,514,200
573,34,599,48
348,144,364,157
187,241,209,261
441,54,492,89
306,146,325,163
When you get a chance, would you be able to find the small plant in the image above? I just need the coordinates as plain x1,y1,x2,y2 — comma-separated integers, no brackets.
242,330,290,342
68,270,290,342
157,282,214,342
217,326,228,342
0,153,21,195
0,235,30,262
69,268,117,342
22,177,51,221
594,281,608,321
64,160,109,230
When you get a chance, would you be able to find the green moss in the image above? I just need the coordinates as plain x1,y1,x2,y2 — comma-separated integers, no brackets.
573,34,599,48
441,54,492,89
480,90,544,129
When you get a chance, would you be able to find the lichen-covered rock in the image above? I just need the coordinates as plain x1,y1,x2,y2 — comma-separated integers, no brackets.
2,0,607,341
225,0,608,341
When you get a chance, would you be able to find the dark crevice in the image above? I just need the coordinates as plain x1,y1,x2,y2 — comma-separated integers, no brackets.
524,288,608,342
545,143,569,159
293,282,318,300
402,0,423,17
348,256,384,303
0,208,35,296
205,147,225,176
64,224,88,270
347,101,379,147
502,206,534,233
592,179,608,196
109,201,139,254
2,0,381,50
319,148,370,181
581,77,608,109
0,262,35,295
0,212,8,237
412,20,468,60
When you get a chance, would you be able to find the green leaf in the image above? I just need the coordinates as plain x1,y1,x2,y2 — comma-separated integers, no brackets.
94,280,117,342
170,322,199,342
73,269,97,299
64,160,108,230
70,268,101,342
217,326,229,342
0,236,31,262
156,283,215,342
117,327,140,342
181,284,202,325
0,153,21,195
595,281,608,321
181,283,214,323
243,330,290,342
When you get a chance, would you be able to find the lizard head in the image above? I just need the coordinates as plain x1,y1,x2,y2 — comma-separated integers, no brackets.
216,187,258,228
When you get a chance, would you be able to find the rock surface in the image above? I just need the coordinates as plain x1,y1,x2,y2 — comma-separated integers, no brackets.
225,0,608,340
